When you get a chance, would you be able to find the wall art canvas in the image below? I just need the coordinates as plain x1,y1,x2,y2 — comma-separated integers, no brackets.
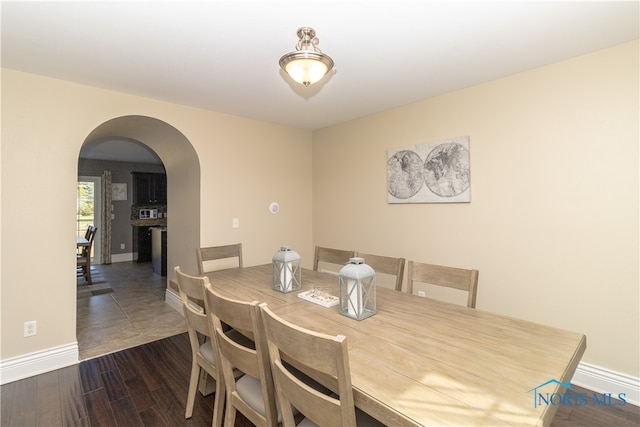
387,136,470,203
112,183,127,201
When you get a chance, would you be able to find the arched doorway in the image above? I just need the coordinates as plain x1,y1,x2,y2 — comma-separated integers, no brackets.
83,115,201,276
77,116,200,357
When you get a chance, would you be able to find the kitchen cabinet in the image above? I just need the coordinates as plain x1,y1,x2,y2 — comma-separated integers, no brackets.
132,173,167,205
151,227,167,276
135,226,152,263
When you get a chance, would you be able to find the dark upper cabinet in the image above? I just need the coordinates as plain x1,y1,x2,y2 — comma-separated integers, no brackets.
154,174,167,204
133,173,167,205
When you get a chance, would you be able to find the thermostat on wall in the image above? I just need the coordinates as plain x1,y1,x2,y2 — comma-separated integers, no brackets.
269,202,280,214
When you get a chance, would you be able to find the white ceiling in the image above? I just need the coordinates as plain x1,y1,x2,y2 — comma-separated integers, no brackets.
2,1,638,162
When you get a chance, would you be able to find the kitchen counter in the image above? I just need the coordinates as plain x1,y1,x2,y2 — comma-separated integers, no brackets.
131,218,167,227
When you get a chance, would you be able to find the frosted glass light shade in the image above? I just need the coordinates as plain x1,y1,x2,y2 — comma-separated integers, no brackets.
280,52,333,86
279,27,334,87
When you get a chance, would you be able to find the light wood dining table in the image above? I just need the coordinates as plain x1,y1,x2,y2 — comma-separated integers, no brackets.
198,264,586,426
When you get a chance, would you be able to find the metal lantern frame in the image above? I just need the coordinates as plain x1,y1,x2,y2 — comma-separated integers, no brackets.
339,257,376,320
272,246,301,293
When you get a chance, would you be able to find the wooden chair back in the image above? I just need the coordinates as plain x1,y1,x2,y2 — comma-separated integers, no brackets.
407,261,479,308
79,226,97,258
77,226,97,284
260,303,357,427
204,284,277,427
355,252,405,291
197,243,243,275
313,246,355,274
174,266,225,425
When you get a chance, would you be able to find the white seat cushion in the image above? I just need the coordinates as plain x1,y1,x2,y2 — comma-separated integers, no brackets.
198,341,215,365
235,374,298,422
236,375,278,419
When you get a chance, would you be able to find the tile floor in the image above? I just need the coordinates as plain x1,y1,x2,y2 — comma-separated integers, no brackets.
76,261,186,360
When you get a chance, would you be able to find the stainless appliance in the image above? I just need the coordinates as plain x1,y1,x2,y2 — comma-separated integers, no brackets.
139,208,158,219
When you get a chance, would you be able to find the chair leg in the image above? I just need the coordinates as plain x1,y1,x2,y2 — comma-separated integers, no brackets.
185,364,200,418
222,401,236,427
85,265,93,285
212,376,225,427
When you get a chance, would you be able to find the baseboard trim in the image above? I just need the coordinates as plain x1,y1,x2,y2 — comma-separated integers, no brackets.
110,252,134,263
572,362,639,406
165,287,183,314
0,342,79,385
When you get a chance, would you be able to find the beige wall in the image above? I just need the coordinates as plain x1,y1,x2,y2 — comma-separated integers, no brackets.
0,69,313,360
1,40,637,380
312,41,639,377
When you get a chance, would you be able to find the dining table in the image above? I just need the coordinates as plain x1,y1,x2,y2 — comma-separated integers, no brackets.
194,264,586,426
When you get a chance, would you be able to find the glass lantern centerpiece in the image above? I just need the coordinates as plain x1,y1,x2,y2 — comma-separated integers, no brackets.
339,257,376,320
272,246,301,293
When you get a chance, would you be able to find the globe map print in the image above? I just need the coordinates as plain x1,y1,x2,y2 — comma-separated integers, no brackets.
424,142,470,197
387,137,470,203
386,150,424,199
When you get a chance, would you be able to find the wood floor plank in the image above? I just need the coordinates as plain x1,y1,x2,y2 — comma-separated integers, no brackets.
100,368,128,402
138,406,170,427
57,364,88,426
8,375,37,426
79,358,104,394
36,370,63,426
1,380,15,426
125,344,165,391
143,338,191,403
149,384,193,426
111,348,139,381
111,348,157,411
84,388,116,427
123,374,156,412
550,385,640,427
94,353,117,374
110,396,145,427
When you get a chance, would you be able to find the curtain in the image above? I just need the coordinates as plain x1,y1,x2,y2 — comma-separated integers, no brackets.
101,170,112,264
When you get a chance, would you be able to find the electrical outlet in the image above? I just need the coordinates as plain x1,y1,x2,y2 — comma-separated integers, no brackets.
24,320,37,337
120,243,125,249
418,291,426,298
232,218,240,228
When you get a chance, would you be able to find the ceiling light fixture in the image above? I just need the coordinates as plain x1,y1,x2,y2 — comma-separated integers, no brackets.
279,27,334,87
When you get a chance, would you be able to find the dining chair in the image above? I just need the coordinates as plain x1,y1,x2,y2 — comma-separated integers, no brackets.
313,246,355,275
78,225,94,255
77,226,97,284
197,243,243,275
406,261,479,308
204,284,279,427
355,251,405,291
175,266,226,426
260,304,384,427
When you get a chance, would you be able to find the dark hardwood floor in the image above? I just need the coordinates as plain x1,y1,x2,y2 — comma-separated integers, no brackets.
2,332,638,426
1,333,251,427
